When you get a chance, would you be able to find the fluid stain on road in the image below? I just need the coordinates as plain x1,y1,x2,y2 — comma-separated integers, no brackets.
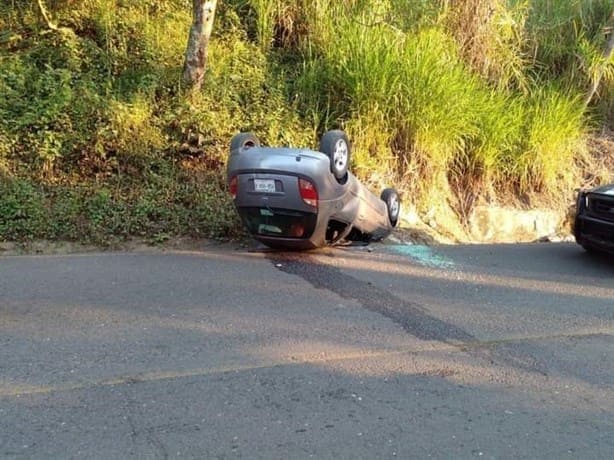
268,252,473,344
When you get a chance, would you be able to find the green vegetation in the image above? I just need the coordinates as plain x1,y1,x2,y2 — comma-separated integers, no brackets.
0,0,612,243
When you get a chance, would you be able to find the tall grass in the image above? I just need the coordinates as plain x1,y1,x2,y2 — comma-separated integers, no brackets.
287,1,588,206
442,0,531,93
285,0,600,207
297,14,479,170
523,0,613,71
522,0,614,104
513,86,587,193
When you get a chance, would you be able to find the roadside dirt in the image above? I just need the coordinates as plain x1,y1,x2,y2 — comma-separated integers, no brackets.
0,237,231,256
0,231,440,256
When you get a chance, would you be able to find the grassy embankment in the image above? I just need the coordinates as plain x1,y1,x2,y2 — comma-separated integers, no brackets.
1,0,612,245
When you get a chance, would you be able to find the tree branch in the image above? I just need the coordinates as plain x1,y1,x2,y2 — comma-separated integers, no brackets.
37,0,59,30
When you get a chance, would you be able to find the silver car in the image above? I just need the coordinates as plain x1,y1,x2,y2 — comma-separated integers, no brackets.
227,130,400,250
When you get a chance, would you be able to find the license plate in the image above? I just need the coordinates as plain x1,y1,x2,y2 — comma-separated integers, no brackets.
254,179,276,193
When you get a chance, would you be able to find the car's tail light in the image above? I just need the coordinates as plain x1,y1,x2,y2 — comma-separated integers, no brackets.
298,178,318,208
229,176,238,199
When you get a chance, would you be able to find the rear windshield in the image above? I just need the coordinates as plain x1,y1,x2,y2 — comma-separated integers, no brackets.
239,207,317,239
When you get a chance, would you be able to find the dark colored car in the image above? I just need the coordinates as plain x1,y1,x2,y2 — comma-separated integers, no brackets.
227,130,400,250
574,184,614,253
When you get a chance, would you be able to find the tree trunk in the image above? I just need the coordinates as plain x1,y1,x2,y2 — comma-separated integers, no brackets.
182,0,218,92
585,11,614,106
37,0,57,30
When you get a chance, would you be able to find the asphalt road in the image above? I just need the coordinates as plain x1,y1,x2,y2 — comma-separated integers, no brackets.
1,241,613,459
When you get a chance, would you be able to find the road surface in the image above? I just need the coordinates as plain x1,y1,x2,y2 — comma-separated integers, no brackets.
1,241,613,459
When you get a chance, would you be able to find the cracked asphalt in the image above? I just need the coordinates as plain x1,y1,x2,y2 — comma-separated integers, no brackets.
1,241,613,459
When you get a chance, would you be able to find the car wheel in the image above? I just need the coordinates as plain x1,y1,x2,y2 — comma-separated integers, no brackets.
381,188,400,227
230,132,260,153
319,130,350,182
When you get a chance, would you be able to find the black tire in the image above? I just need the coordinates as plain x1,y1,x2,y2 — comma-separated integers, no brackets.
381,188,400,227
230,132,260,153
319,130,351,182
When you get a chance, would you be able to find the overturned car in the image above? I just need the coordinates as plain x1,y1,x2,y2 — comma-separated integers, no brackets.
227,130,400,250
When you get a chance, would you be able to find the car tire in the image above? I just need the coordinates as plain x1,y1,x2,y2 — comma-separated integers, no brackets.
230,132,260,153
381,188,400,227
319,130,350,182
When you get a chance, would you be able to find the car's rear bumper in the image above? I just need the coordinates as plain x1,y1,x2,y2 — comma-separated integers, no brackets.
250,234,322,250
230,169,334,249
235,205,328,249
